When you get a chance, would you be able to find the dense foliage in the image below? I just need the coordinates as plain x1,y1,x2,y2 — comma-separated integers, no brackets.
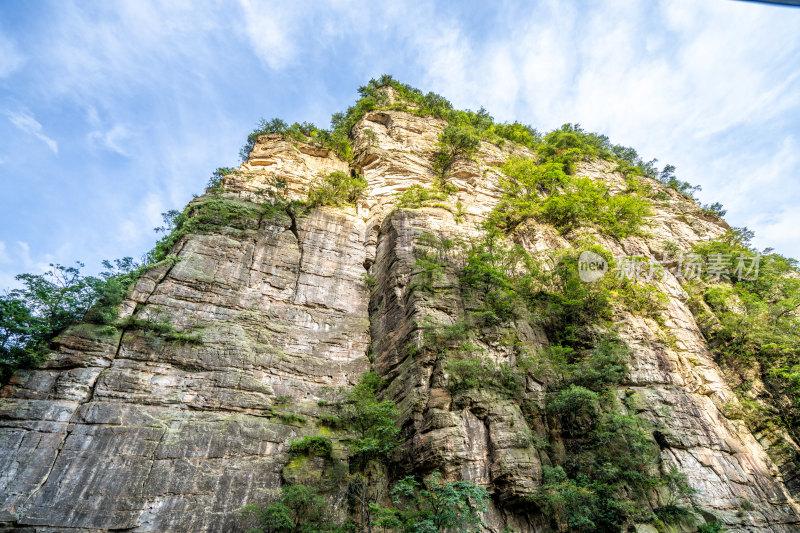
382,472,490,532
431,125,481,182
0,259,142,383
491,148,652,238
307,171,368,208
289,436,333,458
686,229,800,440
239,484,343,533
242,75,542,165
403,225,686,531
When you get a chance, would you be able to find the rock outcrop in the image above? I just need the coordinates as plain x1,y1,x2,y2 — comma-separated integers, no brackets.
2,98,799,532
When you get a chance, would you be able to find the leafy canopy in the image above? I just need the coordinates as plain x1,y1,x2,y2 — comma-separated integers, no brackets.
1,259,142,383
389,472,489,533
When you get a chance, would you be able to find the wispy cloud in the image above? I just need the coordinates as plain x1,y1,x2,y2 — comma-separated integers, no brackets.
238,0,298,70
0,32,24,78
0,241,10,264
6,109,58,153
88,124,133,157
0,0,798,292
0,241,58,291
401,0,800,257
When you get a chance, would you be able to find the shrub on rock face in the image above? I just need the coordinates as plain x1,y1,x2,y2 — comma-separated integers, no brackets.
288,436,333,458
494,162,652,238
307,171,367,207
432,125,481,181
546,384,600,435
239,484,334,533
390,472,489,533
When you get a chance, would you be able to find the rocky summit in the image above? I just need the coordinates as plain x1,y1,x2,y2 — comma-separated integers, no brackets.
2,79,800,532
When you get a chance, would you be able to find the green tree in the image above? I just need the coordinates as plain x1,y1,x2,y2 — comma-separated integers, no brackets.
308,171,368,207
329,370,399,533
0,295,43,382
391,472,489,532
432,125,481,185
239,484,334,533
335,370,399,465
12,263,98,333
531,465,599,532
1,259,143,383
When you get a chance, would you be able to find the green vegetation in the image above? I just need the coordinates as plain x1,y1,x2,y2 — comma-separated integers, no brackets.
1,259,144,383
432,124,481,185
401,222,679,531
239,118,351,163
246,372,396,531
243,369,489,533
331,370,399,467
239,484,343,533
410,233,461,293
289,436,333,458
686,228,800,439
445,356,523,398
491,154,652,237
147,196,266,264
207,166,236,193
395,185,449,209
700,201,727,218
380,472,490,532
236,77,703,240
541,177,651,237
307,171,367,208
164,330,204,345
274,412,307,425
456,229,664,342
526,339,682,532
242,75,543,166
655,164,701,198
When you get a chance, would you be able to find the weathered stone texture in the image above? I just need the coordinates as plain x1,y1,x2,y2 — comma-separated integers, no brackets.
1,105,799,532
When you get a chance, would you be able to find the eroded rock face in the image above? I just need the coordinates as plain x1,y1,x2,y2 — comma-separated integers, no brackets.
1,199,369,531
1,104,799,532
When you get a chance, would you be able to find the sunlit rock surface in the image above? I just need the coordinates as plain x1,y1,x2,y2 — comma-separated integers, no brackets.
1,103,798,532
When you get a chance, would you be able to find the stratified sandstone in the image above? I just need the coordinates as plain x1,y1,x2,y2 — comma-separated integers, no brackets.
1,102,798,532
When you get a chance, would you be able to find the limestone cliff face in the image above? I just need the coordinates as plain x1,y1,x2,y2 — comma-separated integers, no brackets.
1,105,799,532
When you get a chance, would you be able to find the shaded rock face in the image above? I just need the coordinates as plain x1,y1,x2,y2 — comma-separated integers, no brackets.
1,106,799,532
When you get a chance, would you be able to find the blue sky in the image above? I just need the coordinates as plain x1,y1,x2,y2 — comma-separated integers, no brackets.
1,0,799,290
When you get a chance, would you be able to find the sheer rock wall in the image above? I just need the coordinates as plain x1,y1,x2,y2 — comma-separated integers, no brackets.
1,107,799,532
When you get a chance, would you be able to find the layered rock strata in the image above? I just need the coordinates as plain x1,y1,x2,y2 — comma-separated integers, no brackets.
1,105,799,532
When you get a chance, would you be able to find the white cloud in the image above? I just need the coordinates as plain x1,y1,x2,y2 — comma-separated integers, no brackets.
238,0,298,70
117,193,165,244
395,0,800,258
0,32,24,78
6,109,58,154
0,241,10,264
0,241,59,288
36,1,228,108
0,241,57,291
88,124,133,157
15,241,53,272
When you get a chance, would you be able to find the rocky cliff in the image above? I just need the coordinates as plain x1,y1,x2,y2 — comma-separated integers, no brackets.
2,84,799,532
